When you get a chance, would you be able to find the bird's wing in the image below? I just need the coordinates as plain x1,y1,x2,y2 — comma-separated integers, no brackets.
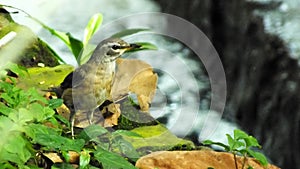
60,66,87,89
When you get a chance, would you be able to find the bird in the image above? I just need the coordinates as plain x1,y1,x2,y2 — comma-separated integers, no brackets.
52,38,140,137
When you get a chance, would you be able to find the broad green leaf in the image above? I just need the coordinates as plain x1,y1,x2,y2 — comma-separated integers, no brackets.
0,116,31,165
244,135,261,148
77,44,96,65
8,108,33,125
125,42,157,53
111,28,150,38
3,62,27,77
78,124,108,142
61,150,71,163
0,102,17,116
202,140,230,151
17,64,74,91
80,150,91,169
0,93,15,107
67,32,83,59
0,81,13,92
0,163,15,169
226,134,235,151
48,98,63,109
26,124,85,152
83,13,103,45
247,149,268,166
112,136,140,160
27,103,55,122
29,15,70,47
27,88,48,104
54,114,70,127
94,147,137,169
1,134,31,165
234,129,249,140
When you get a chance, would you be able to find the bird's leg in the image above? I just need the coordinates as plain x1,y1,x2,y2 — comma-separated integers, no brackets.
69,109,76,139
88,110,94,124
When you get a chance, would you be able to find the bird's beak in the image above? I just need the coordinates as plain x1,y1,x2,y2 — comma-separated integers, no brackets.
122,43,141,51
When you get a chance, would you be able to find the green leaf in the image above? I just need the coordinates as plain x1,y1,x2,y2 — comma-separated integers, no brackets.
244,136,261,148
112,136,140,160
26,124,85,152
0,116,31,166
77,44,96,65
78,124,109,142
27,103,55,122
94,147,137,169
0,81,13,92
225,134,235,151
80,150,91,169
61,150,71,163
67,32,84,59
4,62,28,77
0,93,15,107
125,42,157,53
48,99,63,109
51,163,75,169
83,13,103,45
234,129,249,140
202,140,230,151
0,163,16,169
8,108,35,125
54,114,70,127
111,28,150,38
0,102,17,116
27,88,47,104
247,149,268,166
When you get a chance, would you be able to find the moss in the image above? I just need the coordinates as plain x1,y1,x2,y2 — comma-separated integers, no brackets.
115,99,159,130
17,64,74,91
0,10,59,68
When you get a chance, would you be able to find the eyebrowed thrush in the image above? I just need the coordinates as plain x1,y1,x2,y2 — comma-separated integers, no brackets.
54,38,140,137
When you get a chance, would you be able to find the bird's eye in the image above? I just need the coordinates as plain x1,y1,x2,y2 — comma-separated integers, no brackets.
112,45,120,50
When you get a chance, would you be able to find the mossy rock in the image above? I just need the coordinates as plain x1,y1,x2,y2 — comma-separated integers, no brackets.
124,124,195,156
0,8,59,68
16,64,74,92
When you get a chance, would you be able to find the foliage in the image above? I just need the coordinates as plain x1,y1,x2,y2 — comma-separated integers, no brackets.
203,129,268,169
0,64,142,168
0,5,161,168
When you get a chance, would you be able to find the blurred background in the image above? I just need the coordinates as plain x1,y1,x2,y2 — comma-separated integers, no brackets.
1,0,299,168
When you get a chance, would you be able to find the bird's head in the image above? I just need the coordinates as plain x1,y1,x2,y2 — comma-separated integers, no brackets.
91,38,140,63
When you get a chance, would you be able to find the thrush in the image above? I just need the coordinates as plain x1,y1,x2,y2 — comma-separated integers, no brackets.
54,38,140,137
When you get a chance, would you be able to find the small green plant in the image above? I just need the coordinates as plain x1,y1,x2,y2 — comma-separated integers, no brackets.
203,129,268,169
2,5,157,65
0,64,141,168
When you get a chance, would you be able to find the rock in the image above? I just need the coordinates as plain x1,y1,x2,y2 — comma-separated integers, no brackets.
0,8,59,68
136,150,281,169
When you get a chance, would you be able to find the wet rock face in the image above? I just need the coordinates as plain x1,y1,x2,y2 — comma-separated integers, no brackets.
154,0,300,168
135,150,281,169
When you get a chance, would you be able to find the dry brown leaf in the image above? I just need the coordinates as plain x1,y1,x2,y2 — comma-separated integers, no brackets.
112,58,158,112
101,103,121,127
70,103,121,128
43,151,79,164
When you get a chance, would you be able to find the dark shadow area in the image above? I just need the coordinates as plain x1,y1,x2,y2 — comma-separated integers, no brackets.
154,0,300,168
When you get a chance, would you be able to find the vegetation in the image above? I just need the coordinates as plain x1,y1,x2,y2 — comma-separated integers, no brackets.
203,129,268,169
0,5,271,169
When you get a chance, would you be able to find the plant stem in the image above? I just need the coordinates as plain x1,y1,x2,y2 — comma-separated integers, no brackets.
233,153,238,169
241,154,247,169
